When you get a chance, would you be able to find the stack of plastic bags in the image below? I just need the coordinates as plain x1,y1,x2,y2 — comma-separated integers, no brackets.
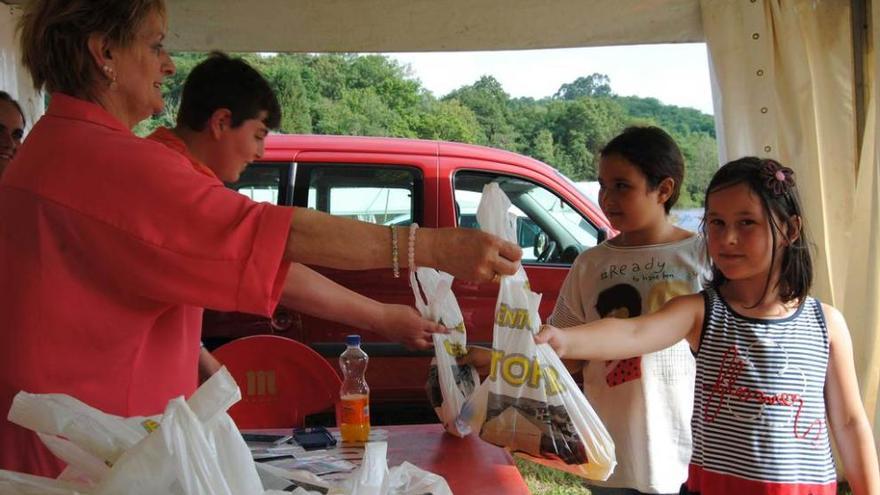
459,183,617,481
0,368,452,495
0,368,274,495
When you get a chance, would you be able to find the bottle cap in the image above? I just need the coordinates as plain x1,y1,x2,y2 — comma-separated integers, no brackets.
346,334,361,346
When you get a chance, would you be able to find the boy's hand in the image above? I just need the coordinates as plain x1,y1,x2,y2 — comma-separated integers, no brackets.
379,304,447,350
534,324,568,357
457,345,493,376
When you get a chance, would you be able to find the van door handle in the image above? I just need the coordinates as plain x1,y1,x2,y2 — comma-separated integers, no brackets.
270,308,294,332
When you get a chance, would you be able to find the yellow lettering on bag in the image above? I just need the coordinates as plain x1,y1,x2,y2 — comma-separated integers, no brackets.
443,339,467,357
439,318,466,334
495,303,532,331
489,349,504,382
542,365,565,396
487,348,566,395
501,353,529,386
141,419,160,433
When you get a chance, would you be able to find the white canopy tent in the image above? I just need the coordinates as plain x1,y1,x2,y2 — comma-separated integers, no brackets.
1,0,879,454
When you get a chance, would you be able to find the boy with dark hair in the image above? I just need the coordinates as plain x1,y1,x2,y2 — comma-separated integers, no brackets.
148,53,445,381
151,52,277,184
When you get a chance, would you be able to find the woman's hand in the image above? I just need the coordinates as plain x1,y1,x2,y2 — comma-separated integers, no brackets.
377,304,447,351
534,324,569,358
422,228,522,283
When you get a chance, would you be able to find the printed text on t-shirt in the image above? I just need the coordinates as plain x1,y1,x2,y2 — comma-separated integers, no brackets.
600,257,673,284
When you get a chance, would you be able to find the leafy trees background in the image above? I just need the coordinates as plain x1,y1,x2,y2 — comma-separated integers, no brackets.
138,53,718,207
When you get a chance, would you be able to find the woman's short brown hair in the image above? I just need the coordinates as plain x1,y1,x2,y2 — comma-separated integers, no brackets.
18,0,166,100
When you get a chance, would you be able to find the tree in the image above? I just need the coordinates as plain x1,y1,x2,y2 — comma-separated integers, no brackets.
251,54,313,133
412,99,484,143
676,131,718,207
554,73,613,100
443,76,515,147
545,97,627,180
532,129,556,164
313,87,412,137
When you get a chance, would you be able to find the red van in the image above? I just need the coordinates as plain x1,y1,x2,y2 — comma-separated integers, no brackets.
203,134,612,406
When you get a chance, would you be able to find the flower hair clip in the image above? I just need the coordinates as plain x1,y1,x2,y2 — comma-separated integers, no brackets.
760,159,795,196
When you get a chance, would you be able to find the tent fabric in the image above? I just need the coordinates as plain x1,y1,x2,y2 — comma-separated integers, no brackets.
844,0,880,449
702,0,880,458
0,5,44,128
164,0,704,53
701,0,856,305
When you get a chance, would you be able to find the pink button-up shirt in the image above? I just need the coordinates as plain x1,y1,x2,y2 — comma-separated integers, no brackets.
0,93,292,476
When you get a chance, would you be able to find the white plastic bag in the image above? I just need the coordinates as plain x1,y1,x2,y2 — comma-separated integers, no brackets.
349,442,389,495
460,183,617,480
385,462,452,495
40,434,109,485
0,469,90,495
412,267,479,437
342,441,452,495
7,392,158,466
2,368,265,495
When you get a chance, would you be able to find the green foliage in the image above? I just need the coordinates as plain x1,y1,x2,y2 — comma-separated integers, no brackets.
139,52,719,206
514,458,590,494
554,73,612,100
443,75,516,147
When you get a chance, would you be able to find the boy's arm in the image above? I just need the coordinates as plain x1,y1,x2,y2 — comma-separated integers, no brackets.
198,347,223,384
822,304,880,495
536,293,704,360
280,263,446,350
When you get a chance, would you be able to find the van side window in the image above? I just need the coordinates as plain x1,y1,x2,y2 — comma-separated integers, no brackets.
454,171,600,265
295,164,421,225
229,163,288,205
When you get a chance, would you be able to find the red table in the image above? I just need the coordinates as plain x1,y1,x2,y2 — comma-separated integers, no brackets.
255,423,530,494
379,423,529,494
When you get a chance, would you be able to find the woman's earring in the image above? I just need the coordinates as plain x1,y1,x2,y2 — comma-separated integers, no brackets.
102,65,118,89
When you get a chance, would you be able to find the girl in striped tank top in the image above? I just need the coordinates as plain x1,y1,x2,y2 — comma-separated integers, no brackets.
536,157,879,495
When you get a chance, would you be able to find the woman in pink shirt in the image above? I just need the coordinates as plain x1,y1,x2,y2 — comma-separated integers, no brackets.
0,0,521,476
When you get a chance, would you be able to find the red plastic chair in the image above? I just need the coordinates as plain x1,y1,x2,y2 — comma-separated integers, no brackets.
212,335,341,429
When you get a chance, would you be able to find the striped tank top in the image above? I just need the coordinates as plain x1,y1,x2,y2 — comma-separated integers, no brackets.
686,289,836,494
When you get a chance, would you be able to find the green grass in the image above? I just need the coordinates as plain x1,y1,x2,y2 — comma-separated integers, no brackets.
515,460,853,495
515,458,591,495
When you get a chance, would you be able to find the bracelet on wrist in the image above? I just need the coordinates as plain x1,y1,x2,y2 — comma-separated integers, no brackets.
408,223,419,285
390,225,400,278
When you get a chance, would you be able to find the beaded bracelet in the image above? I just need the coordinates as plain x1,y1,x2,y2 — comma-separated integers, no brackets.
408,223,419,284
390,225,400,278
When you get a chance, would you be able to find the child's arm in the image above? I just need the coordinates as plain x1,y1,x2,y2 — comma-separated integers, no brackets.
822,303,880,495
535,293,704,360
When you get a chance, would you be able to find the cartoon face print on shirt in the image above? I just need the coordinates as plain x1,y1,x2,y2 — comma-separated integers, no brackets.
596,284,643,387
599,280,694,387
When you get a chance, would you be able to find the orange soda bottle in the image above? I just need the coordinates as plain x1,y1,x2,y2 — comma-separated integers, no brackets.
339,334,370,442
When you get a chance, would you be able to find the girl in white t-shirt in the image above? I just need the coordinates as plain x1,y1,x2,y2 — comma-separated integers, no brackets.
462,126,706,493
547,126,708,495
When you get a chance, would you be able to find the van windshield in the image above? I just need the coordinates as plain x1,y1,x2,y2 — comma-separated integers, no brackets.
454,171,601,264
